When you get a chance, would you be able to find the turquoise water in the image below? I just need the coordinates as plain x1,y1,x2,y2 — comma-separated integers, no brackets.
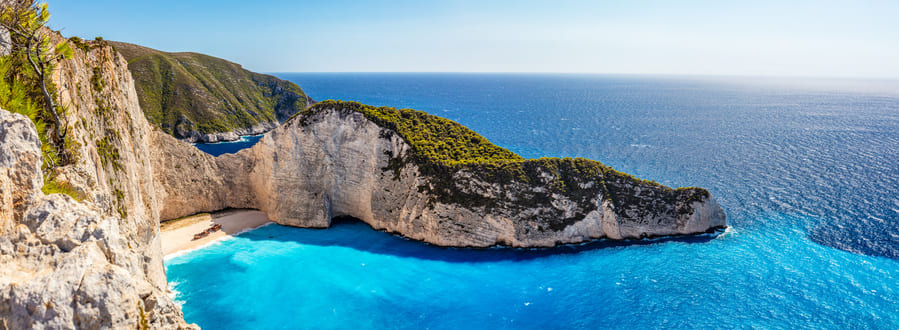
166,74,899,328
166,220,899,328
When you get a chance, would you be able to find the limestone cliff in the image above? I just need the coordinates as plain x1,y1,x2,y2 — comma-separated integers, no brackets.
155,102,726,248
0,33,192,328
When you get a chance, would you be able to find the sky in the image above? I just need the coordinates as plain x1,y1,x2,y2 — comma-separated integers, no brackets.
48,0,899,78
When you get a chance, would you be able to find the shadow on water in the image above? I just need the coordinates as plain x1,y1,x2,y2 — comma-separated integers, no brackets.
240,216,721,263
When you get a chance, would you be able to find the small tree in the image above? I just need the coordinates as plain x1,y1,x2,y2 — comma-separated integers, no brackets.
0,0,73,166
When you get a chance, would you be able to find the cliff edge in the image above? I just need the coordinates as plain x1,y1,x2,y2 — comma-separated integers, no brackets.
155,101,727,247
0,31,193,328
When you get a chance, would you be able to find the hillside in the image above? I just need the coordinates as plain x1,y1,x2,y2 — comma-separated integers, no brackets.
109,41,311,142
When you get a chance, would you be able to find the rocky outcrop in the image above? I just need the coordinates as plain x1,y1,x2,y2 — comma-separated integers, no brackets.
150,130,257,221
155,105,726,248
0,111,42,234
0,194,188,329
0,33,193,328
0,109,191,329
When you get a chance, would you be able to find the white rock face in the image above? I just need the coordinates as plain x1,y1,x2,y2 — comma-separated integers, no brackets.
0,27,9,56
0,110,43,234
0,32,193,329
155,107,727,248
0,194,189,329
0,109,193,329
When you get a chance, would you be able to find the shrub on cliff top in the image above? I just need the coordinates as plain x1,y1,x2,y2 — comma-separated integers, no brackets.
300,100,711,220
304,100,523,166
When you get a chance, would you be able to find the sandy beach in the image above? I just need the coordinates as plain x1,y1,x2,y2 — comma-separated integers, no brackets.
161,209,272,256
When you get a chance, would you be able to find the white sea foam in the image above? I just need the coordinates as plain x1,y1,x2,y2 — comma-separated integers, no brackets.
715,226,737,239
167,281,184,308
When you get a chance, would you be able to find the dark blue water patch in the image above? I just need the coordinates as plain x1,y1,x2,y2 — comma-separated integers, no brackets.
275,73,899,260
260,217,723,263
192,134,264,157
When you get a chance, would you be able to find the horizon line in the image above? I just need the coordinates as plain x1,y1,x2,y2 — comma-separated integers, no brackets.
264,72,899,82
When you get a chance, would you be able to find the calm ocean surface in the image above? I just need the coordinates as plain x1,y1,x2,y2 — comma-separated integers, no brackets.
168,73,899,328
193,134,264,157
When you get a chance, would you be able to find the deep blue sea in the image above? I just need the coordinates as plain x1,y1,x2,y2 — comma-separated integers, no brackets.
167,74,899,328
193,134,264,157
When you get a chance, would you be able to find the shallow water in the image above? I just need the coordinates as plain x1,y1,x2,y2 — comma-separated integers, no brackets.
166,74,899,328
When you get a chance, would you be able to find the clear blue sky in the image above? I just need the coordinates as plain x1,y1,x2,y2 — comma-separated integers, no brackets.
49,0,899,78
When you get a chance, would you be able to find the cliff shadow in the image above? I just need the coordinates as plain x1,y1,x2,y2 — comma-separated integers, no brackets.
239,216,722,263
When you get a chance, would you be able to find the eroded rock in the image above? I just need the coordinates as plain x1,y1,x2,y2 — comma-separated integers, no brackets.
0,110,42,234
154,106,727,248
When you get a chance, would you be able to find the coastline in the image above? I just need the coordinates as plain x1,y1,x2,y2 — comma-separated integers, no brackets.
161,209,272,259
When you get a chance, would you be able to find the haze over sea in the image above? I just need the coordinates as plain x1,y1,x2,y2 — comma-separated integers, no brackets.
177,73,899,328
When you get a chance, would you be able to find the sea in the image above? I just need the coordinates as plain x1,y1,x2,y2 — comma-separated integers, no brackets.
192,134,264,157
170,73,899,329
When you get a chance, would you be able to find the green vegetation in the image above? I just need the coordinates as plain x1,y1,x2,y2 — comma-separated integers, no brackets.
0,2,81,200
68,36,112,53
67,36,90,52
301,101,711,230
137,301,149,330
40,176,84,201
96,130,123,173
302,100,522,166
1,2,73,153
109,41,311,138
113,187,126,218
90,66,105,92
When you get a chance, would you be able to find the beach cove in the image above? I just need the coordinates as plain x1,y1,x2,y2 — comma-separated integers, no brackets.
161,210,272,258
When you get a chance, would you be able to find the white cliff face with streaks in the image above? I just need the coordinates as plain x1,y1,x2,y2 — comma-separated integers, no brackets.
0,33,193,328
155,107,726,248
0,109,192,329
